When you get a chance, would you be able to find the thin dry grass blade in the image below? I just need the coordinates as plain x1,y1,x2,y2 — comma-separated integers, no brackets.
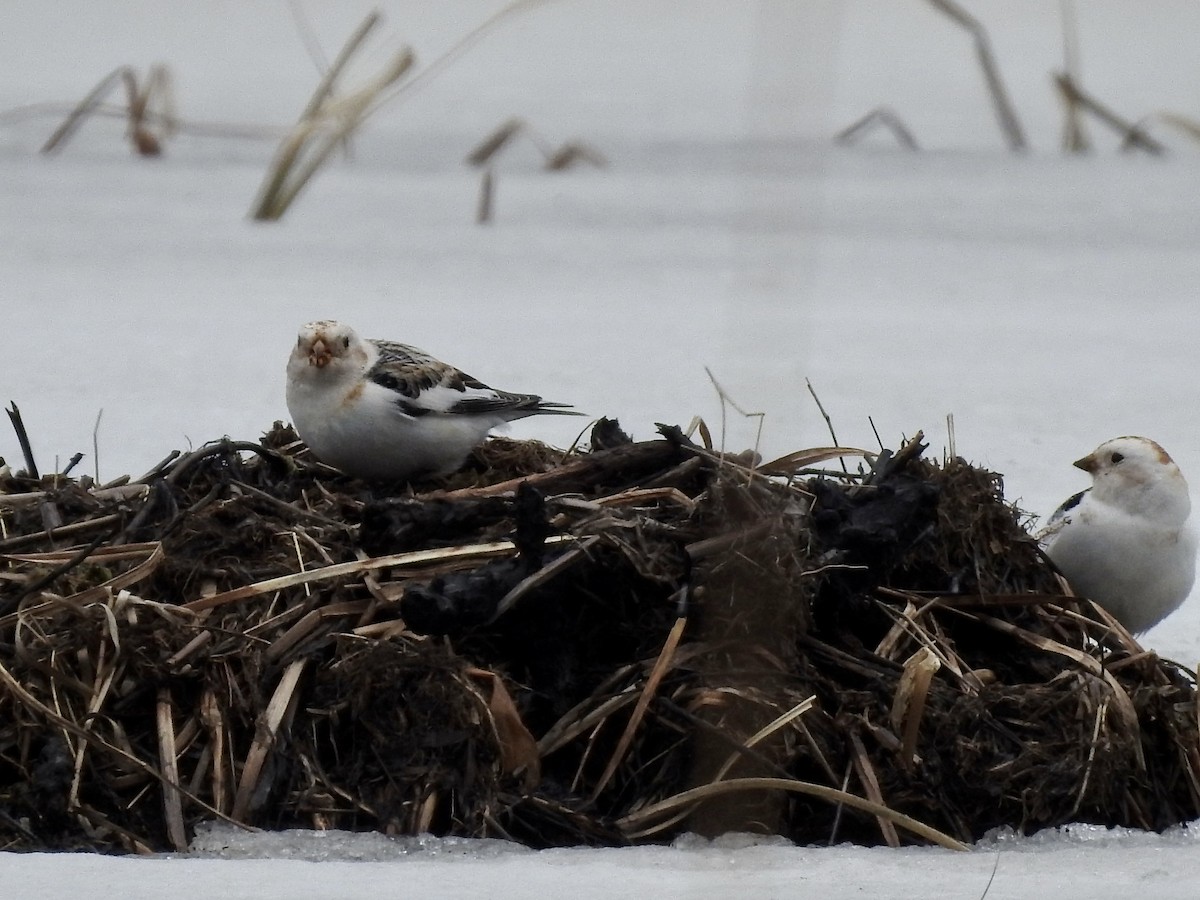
1053,73,1164,154
466,117,526,166
251,9,413,221
232,659,307,820
589,615,687,802
298,10,381,122
757,447,874,477
1158,112,1200,145
712,696,816,783
0,658,244,828
615,776,969,851
537,685,641,756
156,689,188,851
836,107,920,150
544,142,607,170
184,535,574,612
465,667,541,787
975,610,1144,763
1068,698,1108,818
0,484,148,510
67,645,119,811
889,646,940,769
927,0,1026,151
975,612,1101,675
200,688,230,816
849,731,900,847
490,536,599,621
41,67,131,154
2,541,160,565
264,609,323,664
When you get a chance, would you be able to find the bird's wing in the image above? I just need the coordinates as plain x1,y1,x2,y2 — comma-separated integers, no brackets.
1037,488,1089,542
367,340,551,418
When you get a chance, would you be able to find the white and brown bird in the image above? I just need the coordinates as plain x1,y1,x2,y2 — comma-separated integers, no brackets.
285,320,580,481
1041,436,1197,634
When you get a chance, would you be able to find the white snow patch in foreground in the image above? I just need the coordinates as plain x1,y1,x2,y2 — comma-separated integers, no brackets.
5,825,1200,900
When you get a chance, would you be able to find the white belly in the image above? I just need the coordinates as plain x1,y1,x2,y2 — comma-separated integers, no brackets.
287,378,497,480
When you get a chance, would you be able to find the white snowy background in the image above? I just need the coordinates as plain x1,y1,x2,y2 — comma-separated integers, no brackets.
3,1,1200,895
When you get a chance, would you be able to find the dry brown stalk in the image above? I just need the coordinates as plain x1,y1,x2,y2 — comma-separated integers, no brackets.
200,689,230,816
590,615,688,801
1059,0,1088,151
41,64,173,156
0,512,119,550
544,143,607,170
184,536,574,612
711,696,815,784
231,659,307,820
617,776,969,851
156,689,187,851
758,446,874,477
251,12,414,221
1069,697,1108,818
489,535,600,621
476,167,495,224
1157,112,1200,146
890,646,940,769
1053,73,1164,155
836,107,920,150
849,731,900,847
265,609,323,663
466,118,531,165
537,686,641,757
66,641,119,811
464,667,540,787
927,0,1026,151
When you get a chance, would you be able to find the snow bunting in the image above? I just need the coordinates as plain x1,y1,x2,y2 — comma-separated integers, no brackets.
286,320,580,481
1041,436,1197,634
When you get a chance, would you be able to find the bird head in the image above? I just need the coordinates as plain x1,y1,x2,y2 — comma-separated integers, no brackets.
290,320,368,377
1075,436,1191,523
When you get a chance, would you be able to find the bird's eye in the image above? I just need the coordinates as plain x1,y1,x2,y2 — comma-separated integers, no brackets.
1110,452,1124,464
342,337,350,348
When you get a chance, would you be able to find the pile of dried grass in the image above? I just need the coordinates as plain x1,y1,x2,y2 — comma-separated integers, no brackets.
0,420,1197,854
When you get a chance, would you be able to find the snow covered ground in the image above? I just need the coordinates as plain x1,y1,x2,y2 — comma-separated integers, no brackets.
3,1,1200,895
6,824,1200,899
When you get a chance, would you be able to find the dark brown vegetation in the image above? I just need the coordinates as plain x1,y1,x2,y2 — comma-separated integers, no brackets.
0,420,1197,854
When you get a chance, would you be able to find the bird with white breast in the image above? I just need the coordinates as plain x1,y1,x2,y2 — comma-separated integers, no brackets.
1041,436,1197,634
286,320,581,481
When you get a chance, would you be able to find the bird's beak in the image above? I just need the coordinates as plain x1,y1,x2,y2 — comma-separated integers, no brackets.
309,338,332,368
1074,452,1099,473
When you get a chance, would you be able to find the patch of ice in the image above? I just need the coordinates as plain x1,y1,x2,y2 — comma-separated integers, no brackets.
671,831,797,852
189,821,530,862
977,821,1200,851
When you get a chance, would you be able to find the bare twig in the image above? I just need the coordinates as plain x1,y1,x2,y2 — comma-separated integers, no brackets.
836,107,919,150
1059,0,1088,152
5,403,39,479
927,0,1026,151
41,65,173,156
41,67,130,154
1053,73,1165,155
477,167,495,224
705,367,766,465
